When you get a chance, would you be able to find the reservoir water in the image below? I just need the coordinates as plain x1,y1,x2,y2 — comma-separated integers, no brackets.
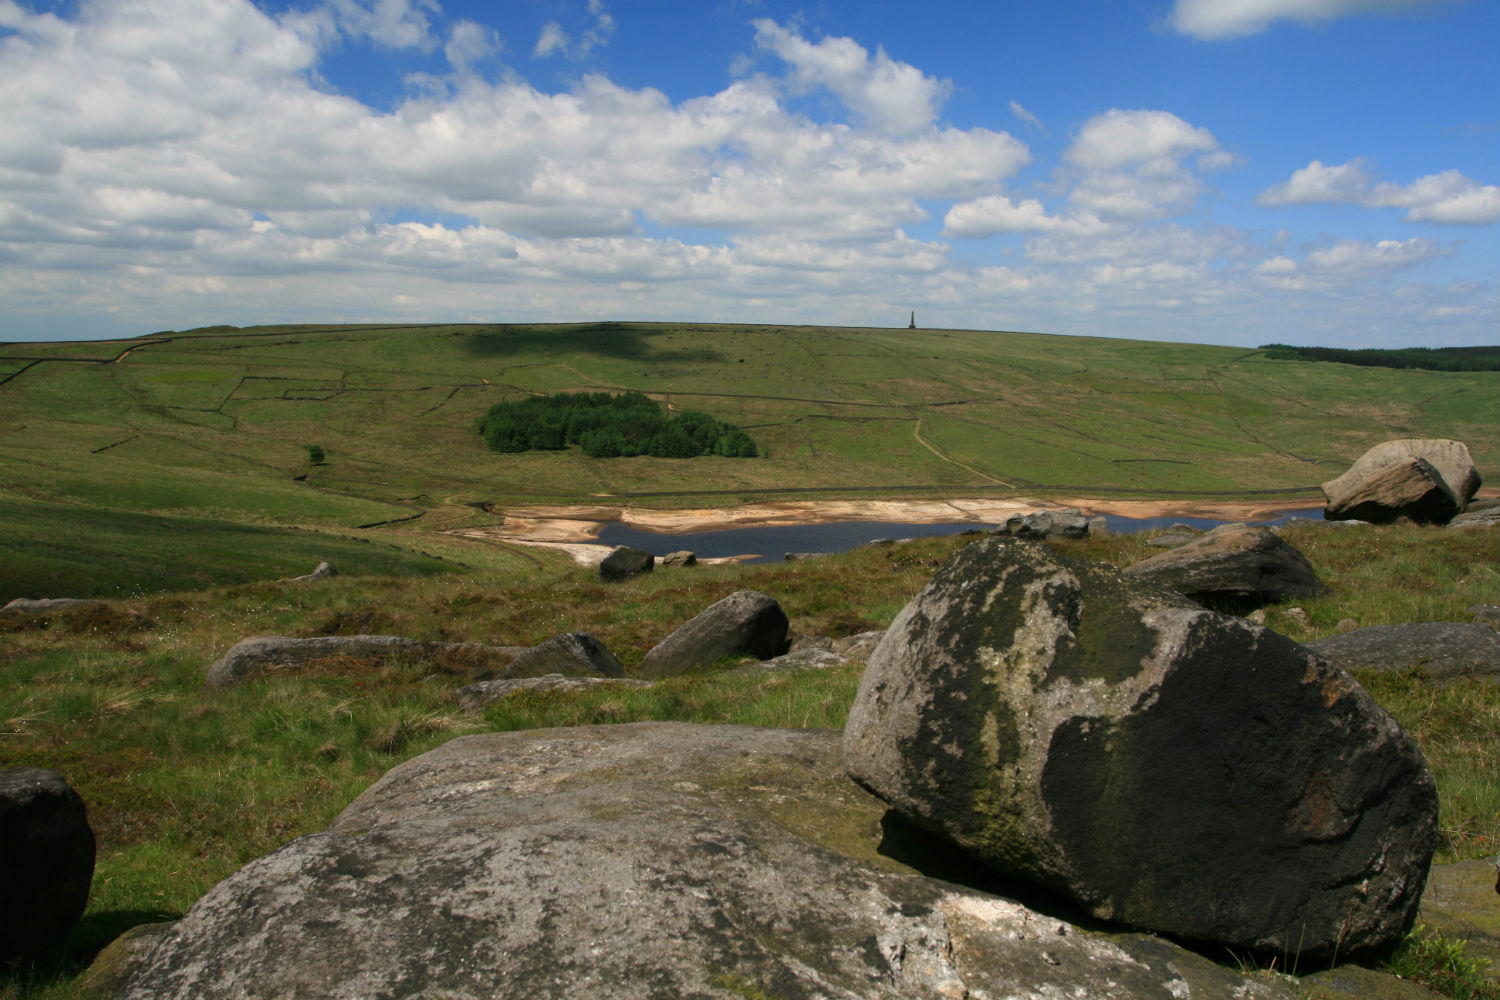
593,507,1326,565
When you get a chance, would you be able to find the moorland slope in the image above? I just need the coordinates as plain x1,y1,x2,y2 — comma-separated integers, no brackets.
1,321,1495,600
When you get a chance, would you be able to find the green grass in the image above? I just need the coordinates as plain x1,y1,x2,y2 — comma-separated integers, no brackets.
0,495,464,603
3,322,1495,599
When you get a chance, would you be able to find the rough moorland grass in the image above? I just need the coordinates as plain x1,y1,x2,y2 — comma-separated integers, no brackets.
3,323,1495,596
1,524,1495,999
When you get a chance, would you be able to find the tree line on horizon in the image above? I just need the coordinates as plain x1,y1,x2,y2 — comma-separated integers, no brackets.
478,391,759,459
1259,343,1500,372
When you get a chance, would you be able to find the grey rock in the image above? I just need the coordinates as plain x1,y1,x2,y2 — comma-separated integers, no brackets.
833,630,886,661
288,561,338,582
732,647,846,674
1307,622,1500,684
107,723,1304,1000
996,507,1093,539
1470,604,1500,631
203,636,524,691
1086,515,1109,536
453,674,653,715
845,537,1437,962
783,551,829,561
787,633,835,652
598,545,654,582
661,550,697,567
1,768,95,963
1448,506,1500,529
637,590,789,679
504,631,624,679
1275,517,1370,531
1124,522,1323,608
2,597,103,613
1146,523,1205,548
1464,497,1500,513
1322,438,1481,524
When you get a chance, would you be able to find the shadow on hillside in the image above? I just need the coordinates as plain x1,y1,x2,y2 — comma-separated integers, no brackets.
462,322,724,365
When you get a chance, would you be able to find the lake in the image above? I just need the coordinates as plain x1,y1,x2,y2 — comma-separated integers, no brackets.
593,508,1327,564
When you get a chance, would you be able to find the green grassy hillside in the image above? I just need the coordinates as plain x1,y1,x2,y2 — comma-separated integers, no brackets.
2,321,1495,600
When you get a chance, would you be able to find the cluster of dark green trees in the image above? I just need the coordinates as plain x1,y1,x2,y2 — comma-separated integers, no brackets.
1259,344,1500,372
478,391,758,459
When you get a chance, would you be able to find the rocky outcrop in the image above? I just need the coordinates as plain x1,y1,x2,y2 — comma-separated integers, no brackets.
288,561,338,582
1307,623,1500,684
2,597,104,614
453,674,653,714
105,723,1305,1000
203,636,526,691
1322,439,1481,524
1145,523,1204,548
844,537,1437,962
1449,506,1500,530
1415,859,1500,986
661,550,696,567
598,545,653,582
637,590,789,679
994,508,1104,539
1,768,95,963
1124,522,1323,608
503,631,624,679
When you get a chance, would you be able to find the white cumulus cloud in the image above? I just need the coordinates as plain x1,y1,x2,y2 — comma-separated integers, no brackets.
1170,0,1455,40
752,19,949,136
1259,160,1500,224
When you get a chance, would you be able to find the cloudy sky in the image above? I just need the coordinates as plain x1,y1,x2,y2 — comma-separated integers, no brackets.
2,0,1496,346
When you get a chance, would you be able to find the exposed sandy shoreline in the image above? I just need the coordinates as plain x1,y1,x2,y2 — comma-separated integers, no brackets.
452,495,1331,565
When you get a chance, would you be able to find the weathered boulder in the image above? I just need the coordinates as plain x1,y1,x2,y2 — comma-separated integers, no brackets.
996,507,1095,539
104,723,1307,1000
503,631,625,679
1307,623,1500,684
1322,439,1481,524
1,768,96,963
1124,522,1323,608
1145,523,1204,548
598,545,653,582
203,636,524,691
637,590,789,679
661,550,697,567
2,597,103,614
844,537,1437,962
288,561,338,582
453,674,653,715
1448,506,1500,530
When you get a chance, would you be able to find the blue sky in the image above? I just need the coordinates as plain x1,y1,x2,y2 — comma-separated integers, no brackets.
1,0,1496,347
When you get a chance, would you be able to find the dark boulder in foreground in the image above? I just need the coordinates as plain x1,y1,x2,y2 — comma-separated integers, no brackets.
104,723,1306,1000
1124,522,1323,608
637,590,789,678
1307,622,1500,684
598,545,653,582
1322,438,1480,524
844,537,1437,962
1,768,96,963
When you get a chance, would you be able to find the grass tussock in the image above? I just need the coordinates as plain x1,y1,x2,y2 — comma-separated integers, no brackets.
1,522,1496,999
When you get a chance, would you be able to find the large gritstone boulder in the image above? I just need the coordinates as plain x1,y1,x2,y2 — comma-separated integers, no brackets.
598,545,653,582
104,723,1309,1000
637,590,789,678
1322,439,1481,524
1307,622,1500,684
1123,522,1323,608
844,537,1437,962
1,768,96,963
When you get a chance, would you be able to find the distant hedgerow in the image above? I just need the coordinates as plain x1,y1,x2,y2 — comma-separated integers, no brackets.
477,391,758,459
